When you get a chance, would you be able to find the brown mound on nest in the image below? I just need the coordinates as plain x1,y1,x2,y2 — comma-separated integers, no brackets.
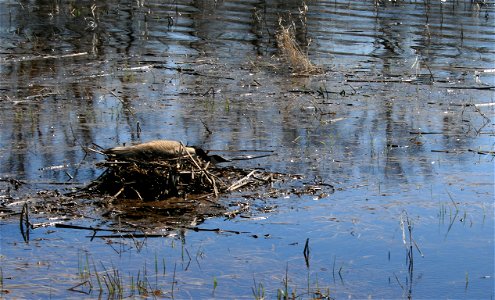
83,153,284,201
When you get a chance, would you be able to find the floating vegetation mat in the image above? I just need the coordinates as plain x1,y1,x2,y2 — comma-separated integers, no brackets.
2,154,335,233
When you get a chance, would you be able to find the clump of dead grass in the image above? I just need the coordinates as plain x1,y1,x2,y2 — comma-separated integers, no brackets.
276,19,320,75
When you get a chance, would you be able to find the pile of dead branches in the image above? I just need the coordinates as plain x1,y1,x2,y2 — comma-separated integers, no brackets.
83,154,282,201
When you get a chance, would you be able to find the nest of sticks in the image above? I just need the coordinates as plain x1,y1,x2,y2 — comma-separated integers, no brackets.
84,153,282,201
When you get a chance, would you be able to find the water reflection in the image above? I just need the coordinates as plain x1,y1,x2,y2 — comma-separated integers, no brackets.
0,0,492,201
0,0,493,298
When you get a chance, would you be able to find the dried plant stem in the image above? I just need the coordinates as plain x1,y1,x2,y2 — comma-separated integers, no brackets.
276,21,319,75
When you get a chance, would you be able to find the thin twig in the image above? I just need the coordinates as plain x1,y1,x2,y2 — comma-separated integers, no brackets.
303,238,310,268
227,170,257,192
200,119,212,135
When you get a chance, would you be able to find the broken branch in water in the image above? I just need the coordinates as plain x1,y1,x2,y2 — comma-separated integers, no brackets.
230,153,275,161
200,119,212,135
431,149,467,154
431,149,495,156
440,85,494,90
409,131,443,135
20,203,30,243
55,223,136,233
3,52,88,63
227,170,257,192
48,220,255,238
89,226,251,239
468,149,495,156
303,238,310,268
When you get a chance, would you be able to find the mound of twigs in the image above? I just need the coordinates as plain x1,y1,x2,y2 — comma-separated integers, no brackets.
83,154,284,201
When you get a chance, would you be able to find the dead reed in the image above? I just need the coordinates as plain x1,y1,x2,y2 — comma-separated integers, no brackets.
276,22,319,75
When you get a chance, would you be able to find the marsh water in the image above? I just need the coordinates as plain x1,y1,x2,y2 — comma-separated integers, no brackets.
1,0,494,298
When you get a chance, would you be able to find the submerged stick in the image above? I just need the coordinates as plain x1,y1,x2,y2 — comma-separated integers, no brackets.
88,226,251,239
229,154,275,161
5,52,88,63
55,223,136,233
303,238,310,268
20,203,30,243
